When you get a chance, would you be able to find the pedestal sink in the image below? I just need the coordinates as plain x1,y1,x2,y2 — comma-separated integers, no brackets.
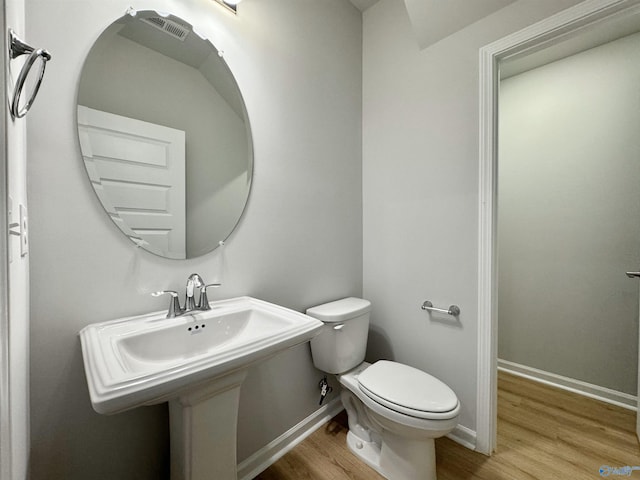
79,296,323,480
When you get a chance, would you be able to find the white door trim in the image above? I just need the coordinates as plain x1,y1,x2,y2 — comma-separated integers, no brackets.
0,2,11,478
476,0,640,455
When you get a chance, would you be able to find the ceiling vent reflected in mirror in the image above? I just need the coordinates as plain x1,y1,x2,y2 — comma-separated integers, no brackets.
141,17,190,41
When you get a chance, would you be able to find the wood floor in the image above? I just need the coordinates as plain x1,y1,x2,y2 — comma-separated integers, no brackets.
254,371,639,480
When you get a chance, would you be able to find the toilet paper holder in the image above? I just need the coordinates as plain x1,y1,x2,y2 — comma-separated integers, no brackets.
421,300,460,317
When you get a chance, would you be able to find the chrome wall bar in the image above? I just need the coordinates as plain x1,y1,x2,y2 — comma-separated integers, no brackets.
421,300,460,317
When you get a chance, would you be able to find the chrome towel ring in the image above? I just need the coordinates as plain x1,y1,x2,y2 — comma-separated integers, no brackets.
8,29,51,119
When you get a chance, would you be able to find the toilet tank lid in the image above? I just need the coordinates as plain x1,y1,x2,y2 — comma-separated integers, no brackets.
306,297,371,323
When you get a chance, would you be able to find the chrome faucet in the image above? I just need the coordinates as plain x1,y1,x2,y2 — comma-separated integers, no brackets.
186,274,221,311
153,274,222,318
185,273,204,311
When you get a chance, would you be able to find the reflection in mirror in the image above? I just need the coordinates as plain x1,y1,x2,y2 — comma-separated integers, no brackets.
77,10,252,259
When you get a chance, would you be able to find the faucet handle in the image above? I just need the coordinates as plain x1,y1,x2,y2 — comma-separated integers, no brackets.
152,290,184,318
198,283,221,311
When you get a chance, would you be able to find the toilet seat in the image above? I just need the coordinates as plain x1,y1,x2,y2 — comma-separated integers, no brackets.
357,360,459,420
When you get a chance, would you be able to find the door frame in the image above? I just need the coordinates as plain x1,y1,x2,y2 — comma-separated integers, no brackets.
0,1,12,478
476,0,640,455
1,0,12,477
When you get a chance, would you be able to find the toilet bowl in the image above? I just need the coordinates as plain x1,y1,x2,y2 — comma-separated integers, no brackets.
306,298,460,480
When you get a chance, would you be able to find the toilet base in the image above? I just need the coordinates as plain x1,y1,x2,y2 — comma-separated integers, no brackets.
346,430,437,480
346,430,382,474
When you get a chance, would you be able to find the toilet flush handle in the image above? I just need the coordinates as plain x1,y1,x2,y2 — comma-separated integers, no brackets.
333,323,344,331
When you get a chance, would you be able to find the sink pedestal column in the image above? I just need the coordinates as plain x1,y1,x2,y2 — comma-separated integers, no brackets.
169,369,248,480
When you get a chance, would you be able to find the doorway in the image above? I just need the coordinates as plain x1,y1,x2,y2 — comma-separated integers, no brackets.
497,29,640,403
476,0,640,455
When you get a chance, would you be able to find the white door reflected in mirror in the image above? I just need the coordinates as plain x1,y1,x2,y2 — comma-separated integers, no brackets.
78,106,186,258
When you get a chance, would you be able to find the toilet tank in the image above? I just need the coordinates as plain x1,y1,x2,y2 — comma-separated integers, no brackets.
306,297,371,374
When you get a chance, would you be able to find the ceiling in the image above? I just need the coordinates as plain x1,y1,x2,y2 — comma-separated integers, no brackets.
404,0,516,49
349,0,517,50
349,0,379,12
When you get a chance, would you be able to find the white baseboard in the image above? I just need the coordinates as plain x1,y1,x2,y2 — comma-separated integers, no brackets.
237,397,344,480
447,424,476,450
498,359,637,411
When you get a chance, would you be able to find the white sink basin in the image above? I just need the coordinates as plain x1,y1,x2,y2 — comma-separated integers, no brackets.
79,296,323,414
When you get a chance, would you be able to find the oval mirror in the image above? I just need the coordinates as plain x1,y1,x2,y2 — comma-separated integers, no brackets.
76,10,252,259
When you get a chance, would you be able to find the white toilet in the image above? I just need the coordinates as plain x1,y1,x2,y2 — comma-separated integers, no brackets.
307,297,460,480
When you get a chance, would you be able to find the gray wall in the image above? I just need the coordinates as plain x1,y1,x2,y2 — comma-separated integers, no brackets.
362,0,583,434
26,0,362,478
498,32,640,395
